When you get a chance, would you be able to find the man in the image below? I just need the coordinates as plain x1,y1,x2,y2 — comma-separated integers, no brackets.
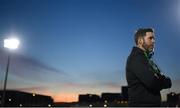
126,28,172,106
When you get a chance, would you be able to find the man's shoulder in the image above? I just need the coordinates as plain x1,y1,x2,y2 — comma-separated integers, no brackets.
127,49,146,64
129,50,143,59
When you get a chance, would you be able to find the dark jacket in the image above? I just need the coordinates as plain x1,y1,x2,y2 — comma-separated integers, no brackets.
126,47,172,107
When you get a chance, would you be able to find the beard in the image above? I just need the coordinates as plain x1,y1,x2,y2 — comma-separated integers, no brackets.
142,42,154,53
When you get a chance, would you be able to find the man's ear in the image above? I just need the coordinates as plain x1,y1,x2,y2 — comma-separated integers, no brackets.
138,37,143,45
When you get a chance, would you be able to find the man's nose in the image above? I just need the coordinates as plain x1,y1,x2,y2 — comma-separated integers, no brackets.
152,38,155,43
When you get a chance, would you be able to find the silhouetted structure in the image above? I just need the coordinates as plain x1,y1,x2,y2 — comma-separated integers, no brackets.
1,87,179,107
0,90,53,107
101,93,122,102
79,94,101,103
121,86,128,101
75,86,129,107
167,92,179,107
77,94,102,107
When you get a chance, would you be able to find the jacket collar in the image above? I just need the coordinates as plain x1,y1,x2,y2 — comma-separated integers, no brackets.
132,46,154,59
132,46,145,55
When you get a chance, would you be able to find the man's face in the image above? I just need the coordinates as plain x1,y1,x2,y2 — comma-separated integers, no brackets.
142,32,155,52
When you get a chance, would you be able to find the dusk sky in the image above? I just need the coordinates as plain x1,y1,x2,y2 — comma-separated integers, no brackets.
0,0,180,102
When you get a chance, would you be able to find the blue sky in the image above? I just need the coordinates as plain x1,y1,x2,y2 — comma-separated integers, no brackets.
0,0,180,102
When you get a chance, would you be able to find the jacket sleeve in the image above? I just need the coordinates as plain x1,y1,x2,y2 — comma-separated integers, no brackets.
129,55,167,91
156,73,172,89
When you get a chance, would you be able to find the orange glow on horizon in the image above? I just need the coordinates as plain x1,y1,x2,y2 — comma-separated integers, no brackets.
52,93,78,102
19,89,79,103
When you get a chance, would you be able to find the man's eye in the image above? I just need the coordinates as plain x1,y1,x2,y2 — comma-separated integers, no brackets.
149,37,154,40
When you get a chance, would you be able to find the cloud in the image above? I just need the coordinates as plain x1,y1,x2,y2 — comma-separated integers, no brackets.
14,86,55,99
51,69,125,94
74,69,126,86
56,81,121,94
0,48,66,82
14,86,48,92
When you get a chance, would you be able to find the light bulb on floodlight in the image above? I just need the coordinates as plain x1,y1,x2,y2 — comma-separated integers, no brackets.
4,38,20,49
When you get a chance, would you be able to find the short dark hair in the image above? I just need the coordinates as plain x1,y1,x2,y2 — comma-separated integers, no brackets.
134,28,154,45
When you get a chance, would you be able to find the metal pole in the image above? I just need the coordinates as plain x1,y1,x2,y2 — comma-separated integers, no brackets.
1,53,11,107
